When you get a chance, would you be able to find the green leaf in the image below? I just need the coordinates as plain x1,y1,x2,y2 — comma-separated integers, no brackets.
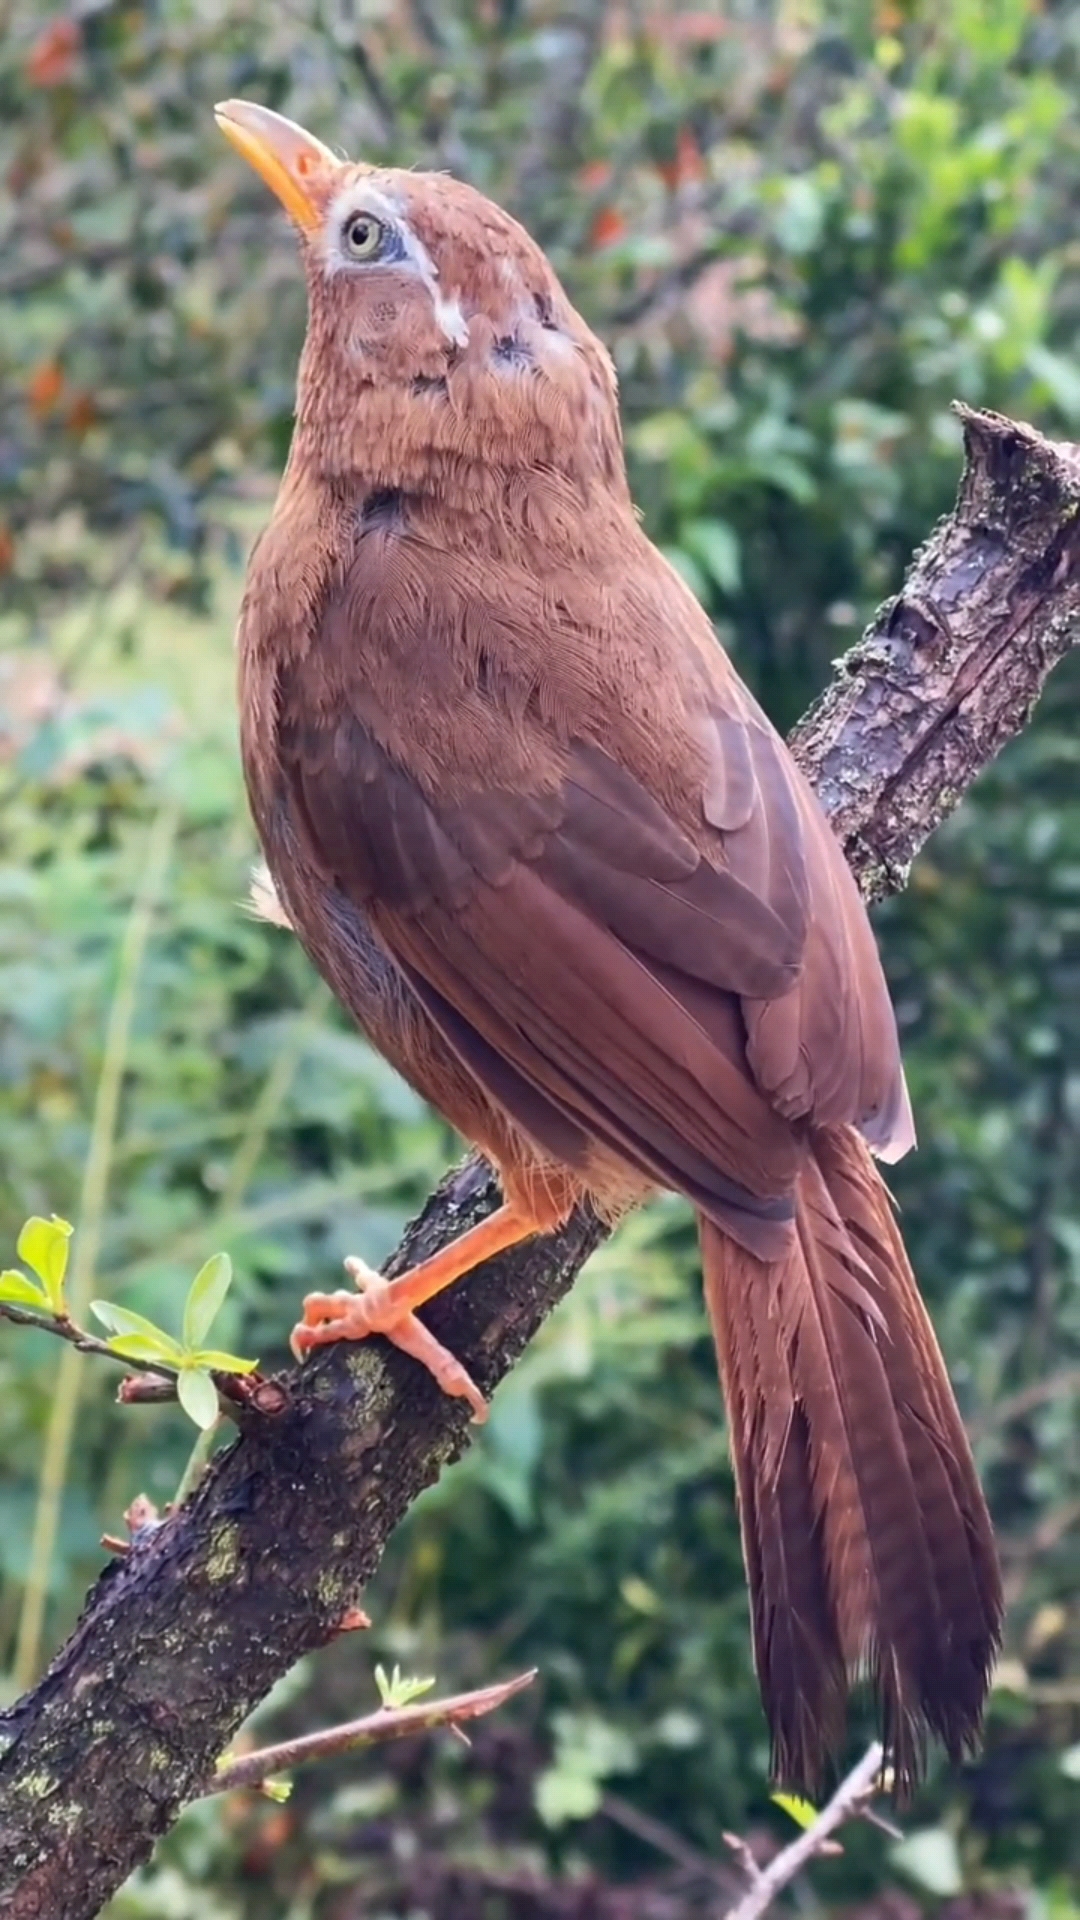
91,1300,184,1360
182,1252,233,1351
1026,344,1080,425
260,1776,293,1803
374,1663,436,1709
890,1828,963,1897
104,1333,182,1365
176,1367,220,1430
535,1708,637,1827
535,1765,601,1827
0,1269,51,1312
550,1710,637,1781
771,1791,818,1831
91,1300,146,1335
16,1216,73,1314
188,1349,258,1375
681,518,742,594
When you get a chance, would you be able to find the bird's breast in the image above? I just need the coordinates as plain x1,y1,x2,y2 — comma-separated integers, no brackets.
239,458,729,848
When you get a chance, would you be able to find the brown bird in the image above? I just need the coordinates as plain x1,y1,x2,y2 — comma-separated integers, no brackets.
216,99,1002,1793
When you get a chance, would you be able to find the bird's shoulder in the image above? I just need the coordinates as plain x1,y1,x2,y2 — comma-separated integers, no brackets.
270,480,750,819
242,470,910,1160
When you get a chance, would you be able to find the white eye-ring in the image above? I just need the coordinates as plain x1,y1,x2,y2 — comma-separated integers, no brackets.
341,211,386,261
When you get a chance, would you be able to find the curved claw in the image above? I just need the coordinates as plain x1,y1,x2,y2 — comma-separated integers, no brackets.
290,1288,358,1360
285,1221,532,1419
288,1285,488,1422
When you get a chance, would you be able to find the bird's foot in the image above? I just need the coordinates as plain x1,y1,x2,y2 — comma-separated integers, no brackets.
289,1259,488,1424
289,1207,542,1423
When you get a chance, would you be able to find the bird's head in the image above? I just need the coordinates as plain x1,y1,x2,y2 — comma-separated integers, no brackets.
214,100,626,500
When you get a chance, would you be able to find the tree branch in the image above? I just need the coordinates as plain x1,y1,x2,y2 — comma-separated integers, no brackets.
0,1301,172,1375
1,407,1079,1918
790,405,1080,894
204,1669,537,1798
722,1743,885,1920
0,1300,286,1421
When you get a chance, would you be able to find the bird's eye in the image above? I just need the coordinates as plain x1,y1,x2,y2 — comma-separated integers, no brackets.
341,212,386,261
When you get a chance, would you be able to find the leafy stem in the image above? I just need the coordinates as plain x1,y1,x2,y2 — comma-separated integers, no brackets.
1,1221,263,1431
206,1670,538,1799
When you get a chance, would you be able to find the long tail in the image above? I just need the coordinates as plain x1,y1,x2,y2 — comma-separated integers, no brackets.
700,1123,1002,1795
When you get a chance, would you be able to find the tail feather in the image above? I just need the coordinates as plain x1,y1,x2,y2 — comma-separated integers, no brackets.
715,1272,848,1778
701,1123,1002,1795
814,1131,1001,1646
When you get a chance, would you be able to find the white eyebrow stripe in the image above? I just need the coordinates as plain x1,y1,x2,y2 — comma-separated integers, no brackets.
325,180,403,229
321,182,470,349
395,222,470,347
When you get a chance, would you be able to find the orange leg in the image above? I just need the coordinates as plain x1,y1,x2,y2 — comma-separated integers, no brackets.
289,1205,539,1423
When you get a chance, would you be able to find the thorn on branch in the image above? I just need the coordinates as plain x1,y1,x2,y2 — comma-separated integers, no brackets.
101,1492,162,1557
333,1607,372,1635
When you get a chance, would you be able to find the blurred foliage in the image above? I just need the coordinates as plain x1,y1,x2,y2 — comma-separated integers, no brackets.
2,0,1080,1914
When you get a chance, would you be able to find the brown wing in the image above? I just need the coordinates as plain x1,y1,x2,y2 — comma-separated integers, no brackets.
273,645,909,1254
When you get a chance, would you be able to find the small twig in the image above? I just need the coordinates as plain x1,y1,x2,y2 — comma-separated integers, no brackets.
213,982,331,1220
0,242,132,301
602,1790,733,1886
610,206,763,329
0,1302,280,1415
722,1828,767,1891
721,1744,885,1920
0,1305,180,1382
203,1669,537,1797
404,0,446,50
346,36,397,139
859,1804,904,1842
0,1302,170,1376
117,1376,181,1405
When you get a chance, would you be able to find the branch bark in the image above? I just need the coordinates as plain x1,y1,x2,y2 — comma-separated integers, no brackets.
722,1743,885,1920
204,1668,537,1797
2,407,1079,1918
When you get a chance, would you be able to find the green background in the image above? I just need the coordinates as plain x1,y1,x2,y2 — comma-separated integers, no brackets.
2,1,1079,1912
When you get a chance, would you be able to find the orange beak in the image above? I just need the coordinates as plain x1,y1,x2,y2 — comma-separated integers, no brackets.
214,100,342,232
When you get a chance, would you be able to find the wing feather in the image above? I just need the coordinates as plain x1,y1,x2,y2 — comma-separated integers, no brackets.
267,549,910,1231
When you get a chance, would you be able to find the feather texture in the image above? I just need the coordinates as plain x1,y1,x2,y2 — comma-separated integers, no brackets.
701,1126,1001,1793
225,114,1002,1792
